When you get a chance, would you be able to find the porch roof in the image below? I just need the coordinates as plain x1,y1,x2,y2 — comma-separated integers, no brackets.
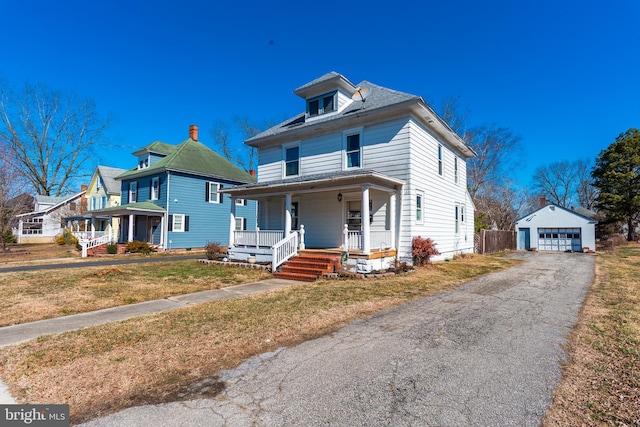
219,169,404,198
84,202,166,217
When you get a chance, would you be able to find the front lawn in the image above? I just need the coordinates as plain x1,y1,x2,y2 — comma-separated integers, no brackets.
0,253,517,424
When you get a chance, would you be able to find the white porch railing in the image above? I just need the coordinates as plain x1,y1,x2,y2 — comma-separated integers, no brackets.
79,234,114,258
74,231,108,240
272,231,299,271
345,230,393,251
234,230,284,248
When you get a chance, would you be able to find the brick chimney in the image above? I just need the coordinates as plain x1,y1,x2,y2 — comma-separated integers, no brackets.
539,195,546,208
189,124,198,141
249,169,256,177
81,184,88,191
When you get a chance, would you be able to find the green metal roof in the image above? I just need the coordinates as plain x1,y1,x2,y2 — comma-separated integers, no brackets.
118,138,256,183
89,201,166,215
132,141,176,156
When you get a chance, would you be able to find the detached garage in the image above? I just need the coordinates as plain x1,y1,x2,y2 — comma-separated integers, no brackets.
515,198,597,252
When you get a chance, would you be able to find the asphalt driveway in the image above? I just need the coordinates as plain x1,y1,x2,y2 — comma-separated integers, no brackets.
79,251,595,426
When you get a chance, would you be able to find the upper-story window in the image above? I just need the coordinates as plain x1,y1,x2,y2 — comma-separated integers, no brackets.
206,182,222,203
416,191,424,224
344,129,362,169
454,157,459,184
284,145,300,177
129,182,137,203
307,91,336,118
96,177,102,190
151,177,160,200
438,145,444,176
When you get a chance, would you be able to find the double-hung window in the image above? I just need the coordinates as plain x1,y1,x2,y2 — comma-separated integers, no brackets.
454,157,458,184
438,145,444,176
416,191,424,224
235,217,247,231
284,145,299,177
206,182,222,203
346,133,361,168
151,177,160,200
172,214,185,232
129,182,137,203
455,204,460,234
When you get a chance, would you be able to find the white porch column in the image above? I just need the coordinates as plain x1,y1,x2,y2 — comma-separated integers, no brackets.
362,185,370,255
128,214,134,242
229,198,237,248
90,218,95,238
284,193,292,237
108,216,113,241
159,216,165,248
389,191,397,249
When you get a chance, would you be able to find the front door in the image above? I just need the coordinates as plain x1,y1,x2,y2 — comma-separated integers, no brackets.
518,228,530,250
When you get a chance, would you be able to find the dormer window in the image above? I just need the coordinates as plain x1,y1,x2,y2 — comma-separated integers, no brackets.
138,155,150,169
307,91,336,118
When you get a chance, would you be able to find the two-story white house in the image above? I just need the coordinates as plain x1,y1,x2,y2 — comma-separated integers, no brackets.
222,72,476,275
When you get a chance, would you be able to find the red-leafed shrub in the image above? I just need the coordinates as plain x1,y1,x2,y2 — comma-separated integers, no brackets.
412,236,439,266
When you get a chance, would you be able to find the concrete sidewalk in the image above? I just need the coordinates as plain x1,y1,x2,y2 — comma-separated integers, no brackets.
0,278,305,404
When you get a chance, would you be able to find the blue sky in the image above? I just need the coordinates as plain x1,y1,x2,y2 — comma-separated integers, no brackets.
1,0,638,189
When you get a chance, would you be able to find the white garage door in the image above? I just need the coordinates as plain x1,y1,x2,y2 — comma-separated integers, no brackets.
537,228,582,252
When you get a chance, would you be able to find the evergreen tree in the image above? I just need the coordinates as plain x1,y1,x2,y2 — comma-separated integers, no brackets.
592,128,640,241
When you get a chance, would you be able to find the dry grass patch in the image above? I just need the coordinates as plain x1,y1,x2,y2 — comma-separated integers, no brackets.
0,261,271,326
0,253,517,424
1,243,81,263
543,243,640,426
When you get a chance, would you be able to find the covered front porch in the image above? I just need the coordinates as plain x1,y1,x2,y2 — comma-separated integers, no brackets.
74,202,166,256
221,170,404,272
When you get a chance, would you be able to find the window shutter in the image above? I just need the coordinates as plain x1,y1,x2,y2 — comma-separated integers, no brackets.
185,216,190,232
149,180,152,199
157,177,161,199
218,184,224,203
205,182,210,202
243,218,247,230
168,215,173,231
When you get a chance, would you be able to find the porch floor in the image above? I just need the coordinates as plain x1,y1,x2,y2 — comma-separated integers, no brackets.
300,248,397,260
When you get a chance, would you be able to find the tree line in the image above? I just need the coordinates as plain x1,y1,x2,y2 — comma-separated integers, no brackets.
1,79,638,249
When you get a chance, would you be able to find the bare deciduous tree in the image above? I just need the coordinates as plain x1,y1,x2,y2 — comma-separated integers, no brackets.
0,80,109,196
0,143,32,249
211,116,281,173
466,125,522,199
532,159,597,209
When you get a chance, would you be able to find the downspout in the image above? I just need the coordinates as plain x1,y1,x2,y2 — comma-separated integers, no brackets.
165,172,171,250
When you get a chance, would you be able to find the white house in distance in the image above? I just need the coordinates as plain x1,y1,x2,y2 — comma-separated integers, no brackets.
515,196,597,252
222,72,476,276
15,188,87,243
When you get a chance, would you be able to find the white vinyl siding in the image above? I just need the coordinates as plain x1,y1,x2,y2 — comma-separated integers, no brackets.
401,118,474,260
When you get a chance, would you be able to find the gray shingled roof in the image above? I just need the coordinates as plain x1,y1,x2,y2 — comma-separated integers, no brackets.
97,166,126,194
247,80,421,143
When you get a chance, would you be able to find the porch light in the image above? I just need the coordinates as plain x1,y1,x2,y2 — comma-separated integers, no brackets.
337,193,342,202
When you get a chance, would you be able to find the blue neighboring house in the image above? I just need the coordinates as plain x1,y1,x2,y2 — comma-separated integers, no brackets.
89,125,256,250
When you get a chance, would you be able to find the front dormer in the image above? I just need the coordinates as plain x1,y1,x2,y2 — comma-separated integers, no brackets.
132,141,174,170
294,72,358,120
